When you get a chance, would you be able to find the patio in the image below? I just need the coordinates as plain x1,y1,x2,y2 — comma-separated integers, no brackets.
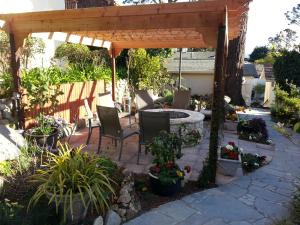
65,112,275,183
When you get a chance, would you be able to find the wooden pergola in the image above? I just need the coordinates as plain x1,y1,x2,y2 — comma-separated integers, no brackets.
0,0,250,182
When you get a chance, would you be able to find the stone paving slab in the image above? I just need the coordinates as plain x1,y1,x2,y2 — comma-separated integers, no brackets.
124,110,300,225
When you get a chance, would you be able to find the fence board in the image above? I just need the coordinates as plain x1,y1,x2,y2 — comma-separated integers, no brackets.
24,80,105,127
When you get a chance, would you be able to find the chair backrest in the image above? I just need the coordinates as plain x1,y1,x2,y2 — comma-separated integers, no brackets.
96,105,122,137
135,90,154,111
139,111,170,144
84,99,93,119
98,92,115,107
173,89,191,109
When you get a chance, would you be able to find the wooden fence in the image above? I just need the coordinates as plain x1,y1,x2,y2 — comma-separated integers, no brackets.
24,80,106,127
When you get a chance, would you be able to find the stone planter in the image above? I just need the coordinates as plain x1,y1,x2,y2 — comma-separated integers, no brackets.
255,142,275,151
224,120,238,132
148,172,181,196
218,151,242,177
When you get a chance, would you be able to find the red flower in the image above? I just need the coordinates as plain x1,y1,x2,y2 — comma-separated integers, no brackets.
184,165,191,173
228,142,235,147
151,165,160,174
166,161,174,169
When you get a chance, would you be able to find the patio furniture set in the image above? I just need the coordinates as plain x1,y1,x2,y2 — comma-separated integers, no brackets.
84,89,205,164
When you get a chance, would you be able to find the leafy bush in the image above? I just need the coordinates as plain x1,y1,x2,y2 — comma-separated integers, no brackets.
0,72,13,98
249,46,269,62
294,122,300,133
273,50,300,91
128,49,172,95
28,144,116,222
271,85,300,126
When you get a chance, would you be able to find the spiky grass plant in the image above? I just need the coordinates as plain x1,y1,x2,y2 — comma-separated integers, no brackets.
28,143,116,222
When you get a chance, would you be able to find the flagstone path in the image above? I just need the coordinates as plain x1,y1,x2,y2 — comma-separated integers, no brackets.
124,110,300,225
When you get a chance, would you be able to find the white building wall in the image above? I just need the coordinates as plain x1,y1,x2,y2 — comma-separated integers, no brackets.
181,73,214,96
0,0,65,68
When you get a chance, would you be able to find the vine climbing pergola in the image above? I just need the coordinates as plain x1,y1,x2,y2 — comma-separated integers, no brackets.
0,0,250,182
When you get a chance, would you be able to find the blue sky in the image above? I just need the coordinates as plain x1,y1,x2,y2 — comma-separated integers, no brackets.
246,0,300,55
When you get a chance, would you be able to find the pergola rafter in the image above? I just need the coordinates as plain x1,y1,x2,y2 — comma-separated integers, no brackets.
0,1,250,139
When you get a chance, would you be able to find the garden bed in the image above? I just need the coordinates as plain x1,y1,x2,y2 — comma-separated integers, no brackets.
134,174,211,212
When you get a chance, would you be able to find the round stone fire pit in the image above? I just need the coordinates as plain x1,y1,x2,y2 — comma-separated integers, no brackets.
145,108,205,137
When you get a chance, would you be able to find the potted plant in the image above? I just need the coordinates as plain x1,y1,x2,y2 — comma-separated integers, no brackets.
28,143,116,223
24,114,67,149
218,142,242,176
224,111,238,132
147,131,185,196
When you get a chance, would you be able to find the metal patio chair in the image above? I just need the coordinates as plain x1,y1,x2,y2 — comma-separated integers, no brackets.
137,111,170,164
84,99,100,145
172,89,191,109
96,105,139,160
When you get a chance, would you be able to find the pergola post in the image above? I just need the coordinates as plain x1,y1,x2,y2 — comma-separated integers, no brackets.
111,47,116,102
208,23,228,183
9,31,25,129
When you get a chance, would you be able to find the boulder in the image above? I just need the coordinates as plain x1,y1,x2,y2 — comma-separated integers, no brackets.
0,125,26,162
105,210,121,225
93,216,104,225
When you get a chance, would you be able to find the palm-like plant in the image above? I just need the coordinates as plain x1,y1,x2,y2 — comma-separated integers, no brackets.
28,143,116,222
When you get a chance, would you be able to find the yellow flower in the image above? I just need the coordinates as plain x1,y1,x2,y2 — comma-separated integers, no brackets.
176,170,183,177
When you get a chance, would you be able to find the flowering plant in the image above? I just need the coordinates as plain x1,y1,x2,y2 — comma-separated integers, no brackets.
220,142,240,160
147,131,187,185
242,153,266,172
237,118,271,144
225,112,238,121
29,114,67,136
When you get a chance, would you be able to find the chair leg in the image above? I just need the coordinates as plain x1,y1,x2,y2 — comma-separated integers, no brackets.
137,143,141,164
97,133,102,154
86,127,92,145
118,140,124,161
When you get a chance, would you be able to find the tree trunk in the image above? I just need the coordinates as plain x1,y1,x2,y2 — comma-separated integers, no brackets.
225,11,248,106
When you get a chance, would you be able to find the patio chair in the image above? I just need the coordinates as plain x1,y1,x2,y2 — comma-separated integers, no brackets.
172,89,191,109
138,111,170,164
96,106,139,160
84,99,100,145
135,90,155,111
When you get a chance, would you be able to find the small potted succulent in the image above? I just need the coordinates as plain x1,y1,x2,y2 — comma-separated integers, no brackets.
147,131,185,196
218,141,242,176
24,114,66,149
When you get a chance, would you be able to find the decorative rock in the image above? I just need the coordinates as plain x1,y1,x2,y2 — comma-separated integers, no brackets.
0,125,26,162
118,193,131,204
113,173,141,222
105,210,121,225
93,216,104,225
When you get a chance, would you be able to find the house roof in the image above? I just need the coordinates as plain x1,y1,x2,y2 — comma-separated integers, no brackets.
243,62,259,78
264,64,275,81
166,51,215,74
167,52,260,78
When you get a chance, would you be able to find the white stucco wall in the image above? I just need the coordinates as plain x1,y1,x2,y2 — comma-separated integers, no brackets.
180,73,214,96
0,0,65,68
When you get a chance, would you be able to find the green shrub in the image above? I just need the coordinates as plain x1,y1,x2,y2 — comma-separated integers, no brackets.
271,85,300,126
0,72,13,98
294,122,300,133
